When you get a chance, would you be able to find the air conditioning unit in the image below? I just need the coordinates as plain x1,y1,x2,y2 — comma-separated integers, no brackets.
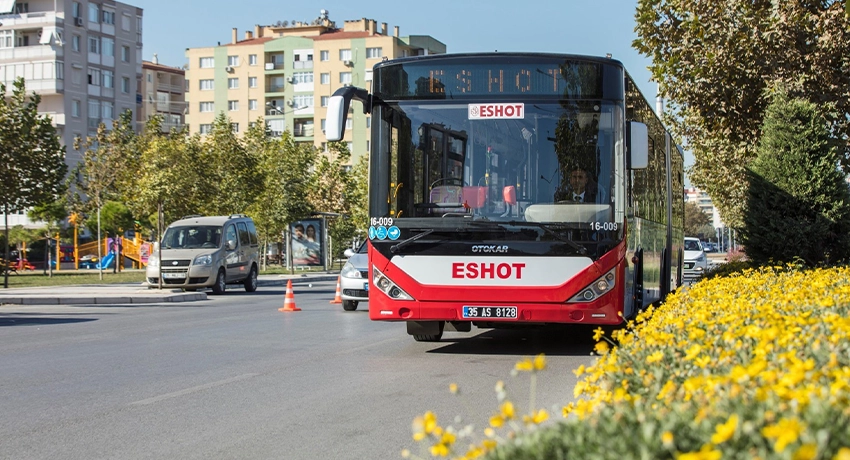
286,100,296,107
74,17,84,26
286,77,295,83
225,66,234,73
343,59,353,67
264,63,274,70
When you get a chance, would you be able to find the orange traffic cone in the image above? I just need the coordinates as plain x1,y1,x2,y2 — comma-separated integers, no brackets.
279,280,301,312
330,276,343,304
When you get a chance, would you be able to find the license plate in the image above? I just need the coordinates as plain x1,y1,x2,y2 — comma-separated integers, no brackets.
162,272,185,279
462,306,518,319
364,281,369,291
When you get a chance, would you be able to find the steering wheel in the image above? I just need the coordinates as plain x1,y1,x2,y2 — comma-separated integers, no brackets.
429,177,463,189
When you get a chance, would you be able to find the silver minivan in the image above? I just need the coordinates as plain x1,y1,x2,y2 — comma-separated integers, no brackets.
146,214,260,294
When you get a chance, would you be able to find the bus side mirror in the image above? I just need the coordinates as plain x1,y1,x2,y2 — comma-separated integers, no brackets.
628,121,648,170
326,95,347,141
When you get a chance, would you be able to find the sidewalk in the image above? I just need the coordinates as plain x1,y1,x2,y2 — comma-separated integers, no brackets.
0,272,340,306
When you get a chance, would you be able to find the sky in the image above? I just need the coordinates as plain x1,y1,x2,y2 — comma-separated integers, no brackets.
131,0,694,172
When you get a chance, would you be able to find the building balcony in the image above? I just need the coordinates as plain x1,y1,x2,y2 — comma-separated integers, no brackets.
0,45,63,61
293,61,313,69
1,77,63,95
0,11,60,27
155,82,184,93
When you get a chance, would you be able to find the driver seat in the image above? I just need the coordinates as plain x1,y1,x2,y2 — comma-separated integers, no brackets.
430,185,465,213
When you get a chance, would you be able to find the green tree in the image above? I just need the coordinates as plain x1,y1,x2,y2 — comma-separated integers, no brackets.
131,121,208,230
633,0,850,227
346,154,369,244
0,78,67,287
684,201,711,237
741,91,850,266
244,122,316,261
308,143,356,263
201,113,261,215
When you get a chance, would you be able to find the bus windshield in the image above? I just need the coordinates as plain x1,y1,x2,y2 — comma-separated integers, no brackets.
372,100,623,229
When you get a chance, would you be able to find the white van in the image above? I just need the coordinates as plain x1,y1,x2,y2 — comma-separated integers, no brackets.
146,214,260,294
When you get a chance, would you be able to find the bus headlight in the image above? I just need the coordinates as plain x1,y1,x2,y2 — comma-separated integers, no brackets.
372,266,414,301
568,268,617,303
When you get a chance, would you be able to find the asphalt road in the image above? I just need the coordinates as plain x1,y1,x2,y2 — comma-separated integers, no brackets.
0,280,601,460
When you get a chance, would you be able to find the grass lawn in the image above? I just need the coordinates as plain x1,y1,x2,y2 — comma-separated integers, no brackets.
0,265,336,288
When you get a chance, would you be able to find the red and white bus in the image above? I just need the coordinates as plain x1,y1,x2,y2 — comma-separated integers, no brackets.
327,53,684,342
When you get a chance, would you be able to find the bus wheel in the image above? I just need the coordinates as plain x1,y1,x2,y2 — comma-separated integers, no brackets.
342,300,358,311
408,321,444,342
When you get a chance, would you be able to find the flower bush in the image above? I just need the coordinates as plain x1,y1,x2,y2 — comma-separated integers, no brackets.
485,265,850,459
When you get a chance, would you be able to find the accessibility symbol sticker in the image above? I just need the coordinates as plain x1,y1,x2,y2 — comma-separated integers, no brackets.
368,226,377,240
376,226,388,240
387,226,401,240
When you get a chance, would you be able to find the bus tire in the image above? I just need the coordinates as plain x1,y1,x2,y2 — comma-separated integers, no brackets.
408,321,444,342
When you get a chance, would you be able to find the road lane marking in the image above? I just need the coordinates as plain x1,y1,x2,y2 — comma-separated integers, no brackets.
130,373,259,406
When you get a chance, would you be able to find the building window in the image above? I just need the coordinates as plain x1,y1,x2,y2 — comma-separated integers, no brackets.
102,37,114,57
366,47,382,59
248,99,257,111
366,117,371,128
320,119,325,131
102,70,114,88
121,77,130,93
71,100,81,118
72,1,80,18
346,119,352,130
365,69,373,81
121,45,130,62
199,57,214,68
228,100,238,111
227,78,238,89
71,35,80,52
227,56,239,66
293,95,313,108
248,54,257,65
320,50,329,61
292,72,313,84
347,142,353,153
248,77,257,88
321,96,329,107
339,49,351,61
88,37,100,54
102,101,114,120
199,79,214,90
121,15,130,31
199,102,214,112
320,73,330,85
231,123,239,133
88,3,99,23
87,68,101,86
199,124,212,134
339,72,352,84
102,10,115,25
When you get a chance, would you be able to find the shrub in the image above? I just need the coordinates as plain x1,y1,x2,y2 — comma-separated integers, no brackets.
740,91,850,266
485,266,850,459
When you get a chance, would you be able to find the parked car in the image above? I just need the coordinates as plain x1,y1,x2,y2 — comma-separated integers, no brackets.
340,242,369,311
683,237,708,285
146,214,260,294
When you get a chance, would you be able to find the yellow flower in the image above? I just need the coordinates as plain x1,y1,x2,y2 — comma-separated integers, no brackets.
792,444,817,460
401,448,411,458
500,401,515,420
533,353,547,371
710,414,738,444
646,350,664,363
514,358,533,372
489,415,504,428
593,327,605,341
449,383,458,394
677,444,722,460
662,431,674,448
762,418,804,453
595,341,610,354
522,409,549,425
833,447,850,460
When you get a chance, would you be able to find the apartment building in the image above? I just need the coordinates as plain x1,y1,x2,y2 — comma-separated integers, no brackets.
184,11,445,165
685,186,724,229
0,0,143,227
139,54,185,132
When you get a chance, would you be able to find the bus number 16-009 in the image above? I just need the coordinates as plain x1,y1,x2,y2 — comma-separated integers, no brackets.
590,222,618,231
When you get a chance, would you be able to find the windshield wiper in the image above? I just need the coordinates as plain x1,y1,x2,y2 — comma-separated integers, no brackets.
468,220,588,255
390,229,435,254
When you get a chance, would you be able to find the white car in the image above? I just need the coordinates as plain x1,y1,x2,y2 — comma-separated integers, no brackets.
683,237,708,285
340,242,369,311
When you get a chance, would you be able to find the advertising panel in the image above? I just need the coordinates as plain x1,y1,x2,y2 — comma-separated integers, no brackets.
291,220,322,266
